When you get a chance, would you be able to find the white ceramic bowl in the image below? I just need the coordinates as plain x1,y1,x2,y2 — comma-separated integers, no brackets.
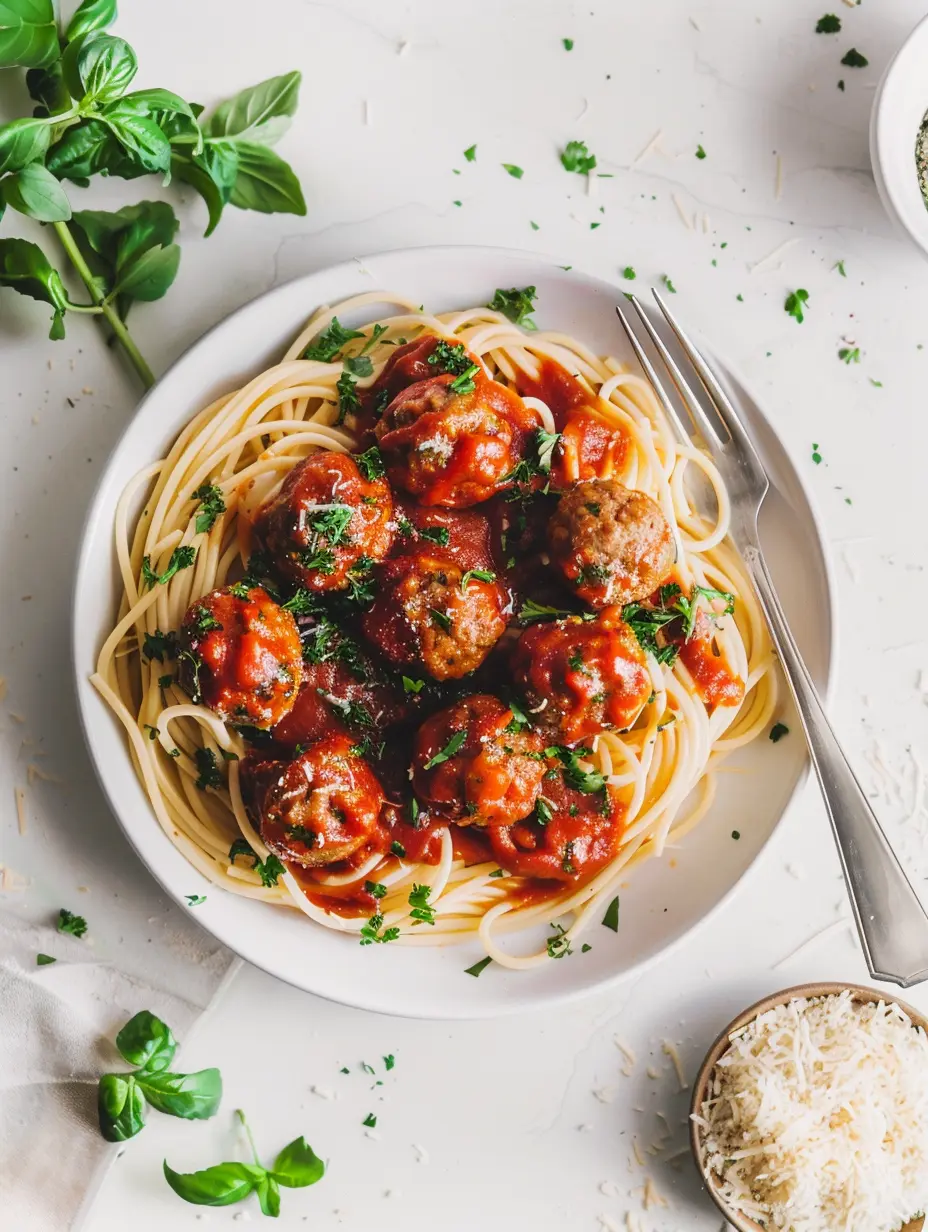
870,14,928,257
73,246,836,1018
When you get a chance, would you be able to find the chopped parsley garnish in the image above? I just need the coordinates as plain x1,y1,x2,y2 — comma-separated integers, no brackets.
427,339,473,376
834,259,847,276
460,568,496,591
675,585,735,641
390,840,407,858
423,729,466,770
141,545,196,589
561,139,597,174
143,723,160,740
345,556,377,606
336,370,361,423
355,446,385,481
298,547,336,575
602,895,620,932
534,796,554,825
36,953,56,966
812,442,823,464
315,688,374,729
365,880,388,900
695,144,707,159
57,908,87,938
841,47,868,67
362,1113,377,1127
384,1054,395,1071
487,286,538,329
419,524,450,546
192,484,226,535
623,583,733,661
194,748,222,791
561,841,576,874
488,868,507,878
577,562,611,588
465,955,492,977
552,746,607,794
770,722,790,743
562,37,574,50
502,163,524,179
518,598,593,625
282,588,320,616
731,830,741,841
449,362,481,396
535,428,561,472
185,894,206,906
661,274,677,293
192,604,222,634
785,288,809,323
402,676,426,694
302,318,364,362
142,629,177,662
344,354,373,378
408,883,436,926
429,607,452,634
308,506,354,546
158,674,173,689
622,265,636,280
227,579,254,600
464,144,477,162
838,347,860,364
546,922,573,959
255,854,285,887
286,824,317,845
816,13,841,33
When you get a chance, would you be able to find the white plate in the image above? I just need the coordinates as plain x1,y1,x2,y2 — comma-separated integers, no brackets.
73,247,836,1019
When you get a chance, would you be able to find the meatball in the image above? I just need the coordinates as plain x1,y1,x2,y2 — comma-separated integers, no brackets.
490,769,625,884
375,371,540,507
252,450,393,592
240,734,383,868
547,478,675,608
177,584,302,728
510,608,651,744
361,553,508,681
411,694,545,827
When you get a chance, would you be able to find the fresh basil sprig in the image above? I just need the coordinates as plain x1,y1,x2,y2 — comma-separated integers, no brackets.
164,1109,325,1218
0,0,305,387
98,1009,222,1142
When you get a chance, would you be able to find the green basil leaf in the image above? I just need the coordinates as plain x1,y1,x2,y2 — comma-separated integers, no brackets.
204,71,300,144
171,153,226,236
256,1175,281,1218
0,237,69,336
0,117,50,174
100,103,171,174
163,1160,262,1208
121,89,202,152
65,0,117,43
114,1008,176,1071
46,117,147,182
228,142,305,215
136,1066,222,1119
0,0,58,69
25,61,71,116
72,200,178,266
109,241,179,301
271,1136,325,1189
98,1072,147,1141
2,161,72,221
70,31,137,103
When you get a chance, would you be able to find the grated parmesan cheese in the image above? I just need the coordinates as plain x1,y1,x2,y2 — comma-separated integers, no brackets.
696,991,928,1232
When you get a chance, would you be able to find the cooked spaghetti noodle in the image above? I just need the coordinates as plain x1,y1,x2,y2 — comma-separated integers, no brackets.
92,291,776,969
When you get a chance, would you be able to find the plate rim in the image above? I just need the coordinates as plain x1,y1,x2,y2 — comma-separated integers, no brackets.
71,243,838,1019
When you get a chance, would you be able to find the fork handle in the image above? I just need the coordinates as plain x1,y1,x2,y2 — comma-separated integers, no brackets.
746,545,928,988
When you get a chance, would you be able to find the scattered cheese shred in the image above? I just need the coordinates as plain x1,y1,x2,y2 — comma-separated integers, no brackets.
632,130,663,167
749,237,799,275
774,152,784,200
641,1175,668,1210
672,193,693,230
0,677,7,701
14,786,26,834
662,1039,686,1089
697,991,928,1232
27,763,60,786
614,1036,636,1076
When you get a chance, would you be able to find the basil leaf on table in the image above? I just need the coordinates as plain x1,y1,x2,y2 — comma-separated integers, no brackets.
163,1161,263,1208
2,162,72,221
100,103,172,174
271,1136,325,1188
172,143,238,235
98,1072,147,1142
46,117,144,182
25,61,71,116
136,1067,222,1119
0,236,68,336
65,31,138,104
108,242,179,301
203,71,301,144
0,0,59,70
114,1008,176,1071
256,1176,281,1218
65,0,118,43
0,117,51,174
228,143,306,215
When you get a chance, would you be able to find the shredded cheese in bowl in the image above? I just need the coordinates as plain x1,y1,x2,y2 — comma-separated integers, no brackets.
694,990,928,1232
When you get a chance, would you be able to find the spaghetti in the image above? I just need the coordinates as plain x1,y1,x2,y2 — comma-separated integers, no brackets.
92,291,777,969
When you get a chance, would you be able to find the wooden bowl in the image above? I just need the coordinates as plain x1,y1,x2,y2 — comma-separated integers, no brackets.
689,982,928,1232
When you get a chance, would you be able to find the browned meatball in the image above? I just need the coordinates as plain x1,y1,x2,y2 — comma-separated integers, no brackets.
240,734,383,868
361,552,508,680
411,694,545,826
252,450,393,593
547,478,675,609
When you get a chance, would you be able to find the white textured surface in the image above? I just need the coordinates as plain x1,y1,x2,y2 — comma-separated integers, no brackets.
0,0,927,1228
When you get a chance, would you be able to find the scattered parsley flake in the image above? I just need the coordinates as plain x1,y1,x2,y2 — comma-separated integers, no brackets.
502,163,524,179
362,1113,377,1128
465,956,492,977
383,1054,395,1071
602,896,620,932
402,676,426,694
838,347,860,364
192,483,226,535
770,722,790,743
487,285,537,328
36,953,56,966
870,378,883,388
530,220,539,230
390,840,407,858
561,139,597,174
731,830,741,841
622,266,636,280
816,14,841,33
661,274,677,293
57,908,87,938
834,259,847,276
303,318,364,362
194,747,222,791
562,37,574,50
841,48,868,67
423,730,466,770
546,922,573,959
408,883,436,926
812,443,823,464
464,144,477,162
141,545,196,590
785,288,809,323
695,144,707,159
185,894,206,906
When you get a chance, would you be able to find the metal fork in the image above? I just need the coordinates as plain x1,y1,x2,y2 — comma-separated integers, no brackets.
616,289,928,988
